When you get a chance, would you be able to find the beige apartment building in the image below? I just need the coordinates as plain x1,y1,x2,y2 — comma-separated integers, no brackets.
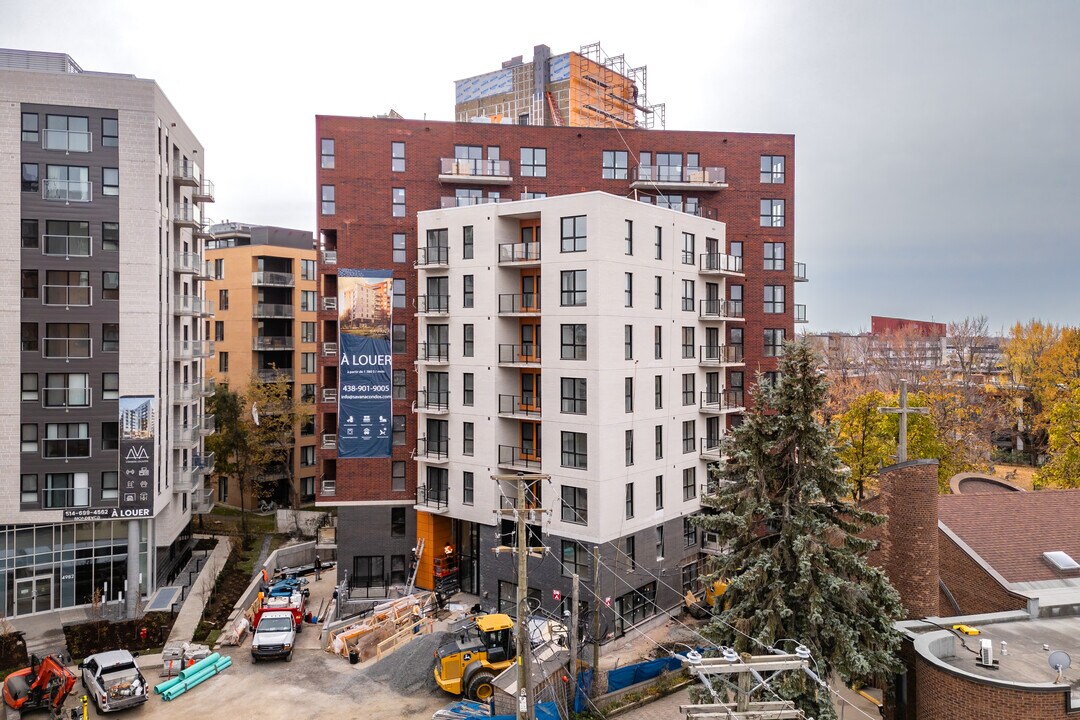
205,222,319,509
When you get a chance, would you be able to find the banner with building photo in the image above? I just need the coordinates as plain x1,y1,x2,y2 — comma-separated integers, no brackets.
337,269,393,458
118,395,155,518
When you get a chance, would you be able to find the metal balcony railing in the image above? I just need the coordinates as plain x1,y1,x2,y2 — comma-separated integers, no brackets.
322,434,337,449
416,436,449,461
321,342,338,357
498,344,541,365
699,299,744,320
416,246,450,266
42,285,91,307
699,390,745,413
416,388,450,412
253,303,294,319
193,179,215,203
498,395,541,418
795,304,808,323
173,205,200,225
632,165,727,185
498,242,541,264
416,483,449,509
497,294,541,314
256,368,293,382
417,295,450,314
42,337,92,359
418,342,450,363
439,157,511,179
173,161,199,186
174,295,214,316
42,234,92,257
321,297,337,311
699,253,743,274
43,179,92,203
43,128,92,153
42,486,91,509
253,336,295,351
321,250,337,265
322,387,337,403
439,196,503,209
700,437,725,461
699,345,744,365
252,271,295,287
498,445,542,471
794,262,808,282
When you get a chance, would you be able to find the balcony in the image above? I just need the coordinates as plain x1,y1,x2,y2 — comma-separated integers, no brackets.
43,180,92,203
193,179,215,203
42,234,92,258
417,342,450,364
174,295,214,317
174,340,214,360
174,423,199,445
199,414,216,435
173,162,200,187
253,303,294,319
321,387,337,403
172,469,198,493
497,294,541,315
42,437,91,459
173,378,215,403
498,445,541,472
252,271,295,287
630,165,728,191
321,433,337,450
415,388,449,414
699,253,744,276
415,436,449,464
194,222,215,240
192,488,215,514
253,336,295,351
699,345,744,367
497,395,541,419
699,299,744,322
700,389,746,414
41,384,91,409
417,295,450,315
42,337,92,359
416,483,450,512
440,196,504,209
321,297,337,312
174,252,203,274
194,451,216,474
42,285,92,307
321,250,337,265
196,260,217,281
41,487,91,510
42,128,92,153
173,205,201,228
256,368,293,382
498,344,541,367
319,478,336,497
416,246,450,267
795,304,808,323
497,242,541,265
321,342,338,357
700,437,725,462
438,158,512,185
794,262,808,282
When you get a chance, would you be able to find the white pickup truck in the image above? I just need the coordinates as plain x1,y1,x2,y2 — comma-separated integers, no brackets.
79,650,148,713
250,610,296,662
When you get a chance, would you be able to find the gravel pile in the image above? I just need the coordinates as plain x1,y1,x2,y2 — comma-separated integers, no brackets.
360,630,451,695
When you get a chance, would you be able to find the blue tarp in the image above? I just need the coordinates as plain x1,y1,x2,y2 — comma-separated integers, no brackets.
606,657,683,693
573,669,593,713
490,701,561,720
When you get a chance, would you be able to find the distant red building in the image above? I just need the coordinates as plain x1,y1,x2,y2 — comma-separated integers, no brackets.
871,316,946,338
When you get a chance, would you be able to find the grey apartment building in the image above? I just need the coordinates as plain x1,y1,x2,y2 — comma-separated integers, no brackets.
1,50,215,616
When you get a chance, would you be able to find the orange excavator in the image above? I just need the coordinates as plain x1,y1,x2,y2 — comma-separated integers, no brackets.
3,653,76,718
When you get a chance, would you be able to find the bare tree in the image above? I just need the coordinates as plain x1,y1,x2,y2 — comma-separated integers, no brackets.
948,315,993,390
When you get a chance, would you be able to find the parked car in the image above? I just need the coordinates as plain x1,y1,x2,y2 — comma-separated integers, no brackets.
79,650,148,713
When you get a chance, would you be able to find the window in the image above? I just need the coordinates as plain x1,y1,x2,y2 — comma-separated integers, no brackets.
654,226,662,260
560,270,586,306
764,242,785,271
764,371,780,387
300,446,316,466
392,324,406,354
463,422,474,456
301,321,316,343
556,541,588,579
760,199,785,227
684,516,698,547
300,415,315,436
682,327,695,358
730,240,743,259
320,138,335,168
764,285,785,314
614,582,658,637
21,270,38,299
682,373,695,406
22,163,39,192
22,322,38,352
560,432,588,470
392,415,406,446
388,232,406,264
392,187,405,217
102,324,119,352
301,259,316,281
654,326,663,359
22,112,38,143
43,322,89,358
462,471,474,505
301,352,316,373
560,324,586,360
462,324,474,357
681,232,695,265
321,185,335,215
392,461,406,491
655,475,664,510
391,507,406,536
101,272,119,300
44,114,89,151
300,290,316,312
560,215,587,253
391,142,405,172
561,485,588,524
682,467,697,500
682,420,696,453
624,272,633,307
625,430,635,467
654,375,663,409
653,426,664,460
21,424,38,452
602,150,628,179
102,168,119,196
761,155,785,183
218,288,229,310
218,352,229,372
22,373,39,401
102,222,119,252
520,147,547,177
626,536,636,570
98,421,118,451
765,328,785,357
392,278,405,308
21,474,38,504
625,219,633,254
655,527,665,561
624,325,633,360
301,383,316,403
460,375,473,408
681,561,701,595
654,276,662,309
22,219,39,249
44,373,90,408
44,422,89,459
210,321,223,342
624,377,634,413
462,275,474,308
561,378,587,414
462,226,474,259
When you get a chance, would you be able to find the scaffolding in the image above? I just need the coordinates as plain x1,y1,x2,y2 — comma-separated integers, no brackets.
577,42,666,129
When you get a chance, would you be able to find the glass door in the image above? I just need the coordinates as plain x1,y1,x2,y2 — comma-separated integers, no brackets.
14,576,52,615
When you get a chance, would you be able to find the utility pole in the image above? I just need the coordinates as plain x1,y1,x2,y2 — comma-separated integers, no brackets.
590,544,601,696
568,573,579,694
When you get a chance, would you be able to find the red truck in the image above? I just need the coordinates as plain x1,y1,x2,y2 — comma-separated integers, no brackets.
255,589,307,632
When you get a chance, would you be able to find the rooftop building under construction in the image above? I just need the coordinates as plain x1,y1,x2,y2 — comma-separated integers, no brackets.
454,42,665,129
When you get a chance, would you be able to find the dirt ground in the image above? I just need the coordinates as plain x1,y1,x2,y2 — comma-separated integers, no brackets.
992,463,1036,490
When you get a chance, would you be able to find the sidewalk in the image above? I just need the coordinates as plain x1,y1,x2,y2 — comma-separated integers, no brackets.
167,536,233,643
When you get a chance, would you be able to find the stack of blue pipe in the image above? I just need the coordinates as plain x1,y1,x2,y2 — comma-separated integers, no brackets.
153,652,233,701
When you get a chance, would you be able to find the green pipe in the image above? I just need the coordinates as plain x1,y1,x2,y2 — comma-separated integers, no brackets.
154,652,222,694
162,657,232,701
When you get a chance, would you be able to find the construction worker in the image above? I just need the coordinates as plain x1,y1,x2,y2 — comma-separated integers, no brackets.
314,554,322,581
411,603,421,634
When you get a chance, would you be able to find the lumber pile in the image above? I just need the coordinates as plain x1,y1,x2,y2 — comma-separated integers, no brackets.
326,592,434,660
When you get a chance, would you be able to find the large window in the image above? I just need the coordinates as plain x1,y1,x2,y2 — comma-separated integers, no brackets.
22,323,38,352
561,541,589,577
44,472,90,509
560,324,586,360
560,270,586,306
520,147,547,177
615,583,657,637
764,285,785,314
654,276,662,309
392,187,405,217
560,378,587,414
654,325,663,359
300,446,316,466
560,485,588,524
761,155,785,183
682,467,697,501
301,260,316,281
602,150,628,179
682,373,695,406
560,432,588,470
625,219,634,255
681,233,695,265
321,185,335,215
43,373,90,408
320,138,335,168
560,215,587,253
301,352,316,373
43,422,90,459
683,516,698,547
44,323,90,359
682,420,696,453
391,141,405,172
765,328,785,357
301,321,316,343
764,242,785,270
760,199,785,227
301,290,316,312
463,471,474,505
44,115,90,152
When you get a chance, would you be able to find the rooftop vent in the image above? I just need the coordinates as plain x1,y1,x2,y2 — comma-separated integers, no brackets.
1043,551,1080,571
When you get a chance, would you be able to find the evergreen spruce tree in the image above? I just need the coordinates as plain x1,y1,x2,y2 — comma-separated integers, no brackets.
693,340,904,719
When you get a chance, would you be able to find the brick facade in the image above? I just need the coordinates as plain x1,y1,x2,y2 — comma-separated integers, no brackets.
937,529,1027,616
913,653,1068,720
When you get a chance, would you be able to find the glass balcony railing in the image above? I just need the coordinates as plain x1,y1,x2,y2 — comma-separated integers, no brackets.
699,253,743,274
439,196,504,209
174,295,214,316
439,157,511,179
43,128,92,153
43,179,92,203
42,486,91,509
498,242,541,264
497,294,541,314
42,285,91,306
42,234,92,257
42,385,92,408
253,303,294,319
699,299,744,320
42,437,91,459
252,271,295,287
193,179,215,202
632,165,726,185
42,337,92,359
173,252,203,274
253,336,295,351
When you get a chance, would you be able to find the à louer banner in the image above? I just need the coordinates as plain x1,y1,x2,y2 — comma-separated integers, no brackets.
337,269,393,458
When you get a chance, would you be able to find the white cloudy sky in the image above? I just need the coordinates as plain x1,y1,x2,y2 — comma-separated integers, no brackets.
4,0,1078,332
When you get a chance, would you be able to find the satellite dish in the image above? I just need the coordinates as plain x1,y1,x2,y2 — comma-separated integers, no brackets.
1049,651,1072,671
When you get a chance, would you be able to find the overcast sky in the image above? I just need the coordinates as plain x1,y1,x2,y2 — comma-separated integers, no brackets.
4,1,1078,333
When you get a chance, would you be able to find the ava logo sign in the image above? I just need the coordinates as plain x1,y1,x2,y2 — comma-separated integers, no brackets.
125,446,150,462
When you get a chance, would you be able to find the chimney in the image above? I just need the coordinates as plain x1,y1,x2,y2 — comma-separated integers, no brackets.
874,459,940,619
